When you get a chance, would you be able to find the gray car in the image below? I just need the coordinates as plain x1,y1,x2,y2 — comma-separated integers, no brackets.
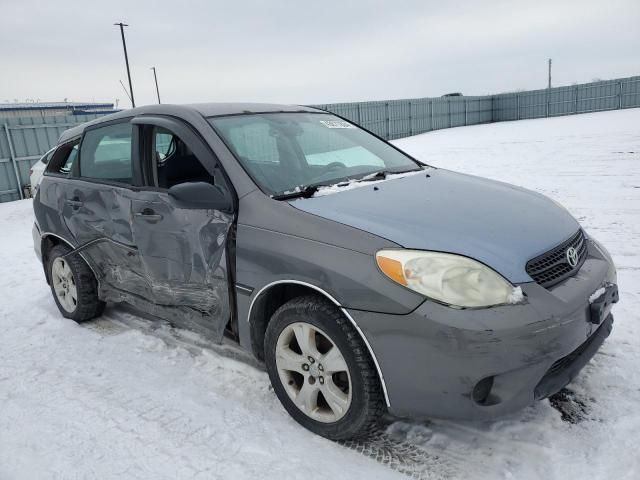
32,103,619,439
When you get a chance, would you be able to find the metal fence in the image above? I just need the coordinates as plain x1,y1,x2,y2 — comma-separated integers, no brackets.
314,96,493,140
492,76,640,121
0,114,104,202
315,75,640,139
1,75,639,203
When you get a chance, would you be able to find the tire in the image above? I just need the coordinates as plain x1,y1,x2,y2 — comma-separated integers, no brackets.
264,295,385,440
47,243,105,322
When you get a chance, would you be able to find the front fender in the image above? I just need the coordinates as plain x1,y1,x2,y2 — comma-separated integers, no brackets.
236,224,425,316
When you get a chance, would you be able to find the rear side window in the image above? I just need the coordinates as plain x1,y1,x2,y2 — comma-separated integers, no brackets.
46,140,80,175
41,149,55,165
61,145,78,174
80,122,133,184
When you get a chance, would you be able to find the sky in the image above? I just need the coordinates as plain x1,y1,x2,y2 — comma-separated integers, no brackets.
1,0,638,108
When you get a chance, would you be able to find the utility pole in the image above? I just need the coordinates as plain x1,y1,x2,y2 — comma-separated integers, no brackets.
151,67,161,104
548,58,552,89
114,22,135,108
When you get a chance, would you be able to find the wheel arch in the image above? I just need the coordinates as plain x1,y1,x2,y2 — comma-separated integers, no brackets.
247,279,391,407
40,233,99,287
40,233,75,284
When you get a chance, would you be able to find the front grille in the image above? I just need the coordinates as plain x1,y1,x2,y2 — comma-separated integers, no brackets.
526,229,587,288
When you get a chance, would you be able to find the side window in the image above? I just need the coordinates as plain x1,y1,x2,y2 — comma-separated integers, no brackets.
46,140,80,175
80,122,133,184
155,131,176,161
151,126,216,189
60,145,79,174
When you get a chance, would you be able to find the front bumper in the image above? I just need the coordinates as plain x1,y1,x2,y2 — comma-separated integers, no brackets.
348,238,618,420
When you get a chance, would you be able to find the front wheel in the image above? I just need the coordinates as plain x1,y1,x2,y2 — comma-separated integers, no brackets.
264,296,385,440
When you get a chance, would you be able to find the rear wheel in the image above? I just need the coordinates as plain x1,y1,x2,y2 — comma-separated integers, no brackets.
264,295,385,440
48,244,105,322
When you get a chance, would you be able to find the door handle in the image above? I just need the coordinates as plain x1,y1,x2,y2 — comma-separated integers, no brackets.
135,208,162,221
65,198,83,208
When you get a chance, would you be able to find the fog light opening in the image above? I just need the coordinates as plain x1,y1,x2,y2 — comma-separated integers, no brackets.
472,376,495,405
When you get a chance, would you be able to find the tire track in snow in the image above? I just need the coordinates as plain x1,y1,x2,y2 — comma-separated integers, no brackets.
340,429,458,479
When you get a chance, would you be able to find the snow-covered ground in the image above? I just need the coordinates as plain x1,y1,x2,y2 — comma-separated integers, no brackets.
1,109,639,479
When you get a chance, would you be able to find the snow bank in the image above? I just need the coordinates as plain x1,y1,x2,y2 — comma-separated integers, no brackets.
589,287,606,304
1,108,639,479
508,286,525,304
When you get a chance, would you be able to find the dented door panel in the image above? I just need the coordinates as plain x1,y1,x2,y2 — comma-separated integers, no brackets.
60,180,141,298
35,111,237,346
129,191,233,341
47,176,233,342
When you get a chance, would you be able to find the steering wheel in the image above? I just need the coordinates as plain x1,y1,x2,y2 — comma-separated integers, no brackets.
312,161,349,183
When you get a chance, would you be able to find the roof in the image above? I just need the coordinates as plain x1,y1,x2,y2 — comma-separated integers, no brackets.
0,102,114,112
185,102,322,116
58,102,325,143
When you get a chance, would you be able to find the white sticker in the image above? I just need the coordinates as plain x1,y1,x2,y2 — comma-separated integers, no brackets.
319,120,355,129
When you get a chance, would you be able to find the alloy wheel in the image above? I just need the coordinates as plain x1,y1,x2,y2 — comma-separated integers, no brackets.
275,321,352,423
52,257,77,313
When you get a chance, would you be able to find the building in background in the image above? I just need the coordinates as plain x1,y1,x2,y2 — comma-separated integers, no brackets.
0,101,116,119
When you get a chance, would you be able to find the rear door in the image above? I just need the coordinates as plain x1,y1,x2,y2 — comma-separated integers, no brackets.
127,115,235,341
59,119,147,303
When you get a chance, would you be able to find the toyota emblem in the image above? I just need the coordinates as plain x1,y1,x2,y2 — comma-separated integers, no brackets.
566,247,579,267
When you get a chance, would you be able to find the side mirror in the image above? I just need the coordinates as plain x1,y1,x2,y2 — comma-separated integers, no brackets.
168,182,232,211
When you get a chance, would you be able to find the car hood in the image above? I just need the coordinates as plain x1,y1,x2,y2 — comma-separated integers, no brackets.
289,169,580,283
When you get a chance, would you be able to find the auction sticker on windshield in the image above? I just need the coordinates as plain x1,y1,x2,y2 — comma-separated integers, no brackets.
319,120,355,128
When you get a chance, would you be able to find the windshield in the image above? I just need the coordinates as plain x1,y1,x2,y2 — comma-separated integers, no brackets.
208,113,421,196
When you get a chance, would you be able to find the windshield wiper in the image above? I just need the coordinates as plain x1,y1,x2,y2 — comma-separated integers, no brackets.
361,170,388,181
271,167,424,200
359,167,423,182
271,184,325,200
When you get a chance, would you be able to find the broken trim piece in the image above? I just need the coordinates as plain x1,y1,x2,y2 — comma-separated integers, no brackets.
40,231,101,282
247,279,391,408
63,236,137,256
235,283,254,296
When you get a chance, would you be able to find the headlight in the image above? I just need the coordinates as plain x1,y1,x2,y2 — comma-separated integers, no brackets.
376,249,523,308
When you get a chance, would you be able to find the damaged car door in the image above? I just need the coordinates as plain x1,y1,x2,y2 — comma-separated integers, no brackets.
128,116,235,341
60,119,141,302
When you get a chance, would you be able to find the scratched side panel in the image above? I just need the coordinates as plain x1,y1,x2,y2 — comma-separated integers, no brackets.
126,191,233,342
62,184,144,297
36,177,78,245
37,175,233,342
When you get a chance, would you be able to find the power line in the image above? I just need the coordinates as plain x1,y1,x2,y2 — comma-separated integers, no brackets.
119,79,133,103
151,67,161,104
114,22,135,108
